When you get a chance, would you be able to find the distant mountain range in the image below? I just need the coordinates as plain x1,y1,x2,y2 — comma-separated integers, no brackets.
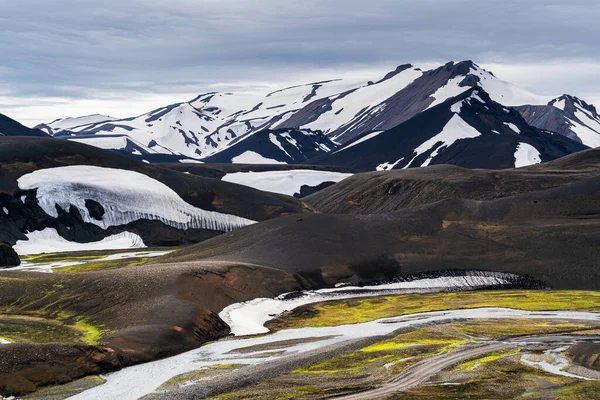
1,60,598,169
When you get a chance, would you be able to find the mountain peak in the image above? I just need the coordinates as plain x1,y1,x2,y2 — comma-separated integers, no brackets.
375,64,415,84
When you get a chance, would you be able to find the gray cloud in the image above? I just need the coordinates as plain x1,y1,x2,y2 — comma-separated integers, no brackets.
1,0,599,125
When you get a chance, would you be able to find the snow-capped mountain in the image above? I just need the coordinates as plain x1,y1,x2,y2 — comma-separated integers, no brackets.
36,114,118,135
516,95,600,148
202,128,338,164
39,60,581,163
0,113,47,137
311,88,588,170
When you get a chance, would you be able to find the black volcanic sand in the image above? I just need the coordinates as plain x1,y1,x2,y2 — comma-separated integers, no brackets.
2,147,600,396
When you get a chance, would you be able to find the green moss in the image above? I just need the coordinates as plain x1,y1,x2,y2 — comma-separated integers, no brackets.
270,291,600,330
213,363,241,369
58,257,153,273
361,339,468,353
0,314,105,345
73,318,104,345
455,350,520,371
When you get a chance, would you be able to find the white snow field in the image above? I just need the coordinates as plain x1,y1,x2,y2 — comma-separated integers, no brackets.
13,229,146,256
514,142,542,168
41,114,118,135
17,166,256,232
72,308,600,400
222,170,353,196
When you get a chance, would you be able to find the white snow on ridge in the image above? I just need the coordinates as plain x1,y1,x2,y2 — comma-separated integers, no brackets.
552,99,566,111
428,76,469,109
17,166,256,232
231,151,287,164
45,114,118,134
470,67,554,106
68,135,157,153
222,170,353,196
268,133,293,159
429,66,553,110
377,157,405,171
14,229,146,256
514,142,542,168
301,67,423,134
334,131,383,153
405,114,481,168
504,122,521,134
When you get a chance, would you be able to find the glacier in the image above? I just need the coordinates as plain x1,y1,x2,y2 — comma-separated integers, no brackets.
17,166,256,232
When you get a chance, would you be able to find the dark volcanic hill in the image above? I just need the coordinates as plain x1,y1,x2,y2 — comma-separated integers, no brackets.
0,137,304,249
304,148,600,214
310,88,588,171
201,128,338,164
162,169,600,291
0,113,48,137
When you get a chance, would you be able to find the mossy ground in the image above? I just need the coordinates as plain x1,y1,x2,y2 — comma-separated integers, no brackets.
0,313,105,345
216,291,600,400
20,247,173,274
267,290,600,331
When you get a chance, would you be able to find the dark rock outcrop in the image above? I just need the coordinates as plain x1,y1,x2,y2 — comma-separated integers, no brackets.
568,342,600,371
0,344,122,396
0,241,19,267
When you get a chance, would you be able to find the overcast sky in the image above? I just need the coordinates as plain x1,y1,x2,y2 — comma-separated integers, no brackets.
1,0,599,126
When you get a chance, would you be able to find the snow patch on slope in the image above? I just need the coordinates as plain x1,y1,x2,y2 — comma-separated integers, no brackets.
504,122,521,134
231,151,287,164
514,143,541,168
44,114,118,134
222,170,353,196
302,67,423,134
335,131,383,153
14,229,146,255
17,166,255,231
405,114,481,168
377,157,405,171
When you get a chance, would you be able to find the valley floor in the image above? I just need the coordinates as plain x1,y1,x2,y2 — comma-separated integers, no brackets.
20,290,600,400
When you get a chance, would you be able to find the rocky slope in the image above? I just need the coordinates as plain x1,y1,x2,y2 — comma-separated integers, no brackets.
516,94,600,148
